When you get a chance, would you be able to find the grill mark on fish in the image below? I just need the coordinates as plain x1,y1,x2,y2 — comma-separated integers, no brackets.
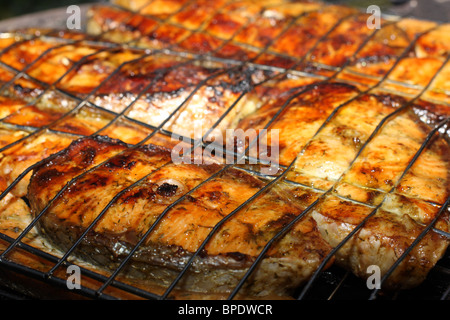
27,135,333,297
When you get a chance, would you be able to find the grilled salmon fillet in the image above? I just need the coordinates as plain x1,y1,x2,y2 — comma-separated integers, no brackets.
27,135,332,297
232,79,450,289
87,1,450,99
0,35,283,141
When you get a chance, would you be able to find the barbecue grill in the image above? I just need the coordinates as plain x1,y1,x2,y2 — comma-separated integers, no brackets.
0,0,448,301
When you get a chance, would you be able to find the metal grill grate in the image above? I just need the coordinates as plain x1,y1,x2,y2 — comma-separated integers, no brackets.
0,0,448,300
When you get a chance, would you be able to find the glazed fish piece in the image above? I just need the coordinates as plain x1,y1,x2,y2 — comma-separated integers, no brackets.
310,193,449,290
0,131,75,198
86,1,450,101
235,82,360,167
234,78,450,289
0,90,191,202
286,94,450,289
27,135,332,297
85,2,352,68
0,35,276,141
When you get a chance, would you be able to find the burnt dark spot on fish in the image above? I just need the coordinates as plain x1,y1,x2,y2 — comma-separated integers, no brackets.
294,191,313,203
121,187,155,204
123,22,141,32
157,182,178,197
185,195,197,203
208,95,218,103
230,78,252,94
197,248,209,258
366,190,376,204
13,83,39,96
80,146,97,165
353,136,362,148
92,135,125,145
226,251,249,262
205,191,221,201
266,212,297,230
35,168,63,185
91,175,109,187
413,100,450,132
126,161,137,170
374,93,407,109
140,142,172,157
360,161,382,174
104,155,136,170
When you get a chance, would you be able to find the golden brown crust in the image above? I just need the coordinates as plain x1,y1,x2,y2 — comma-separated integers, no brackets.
27,135,333,297
85,1,450,104
312,194,449,289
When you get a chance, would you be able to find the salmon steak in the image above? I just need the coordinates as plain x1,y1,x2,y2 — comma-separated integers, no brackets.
27,135,333,297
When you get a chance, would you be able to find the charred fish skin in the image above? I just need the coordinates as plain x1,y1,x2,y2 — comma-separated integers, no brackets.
27,135,333,297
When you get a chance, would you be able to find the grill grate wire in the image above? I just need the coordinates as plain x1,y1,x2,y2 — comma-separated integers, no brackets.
0,0,448,300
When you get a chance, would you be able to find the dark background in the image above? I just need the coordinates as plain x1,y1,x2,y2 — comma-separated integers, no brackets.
0,0,102,20
0,0,448,22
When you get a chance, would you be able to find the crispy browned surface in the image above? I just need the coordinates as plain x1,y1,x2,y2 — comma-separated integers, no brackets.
311,194,449,289
27,135,332,297
86,1,450,100
0,0,448,299
236,82,361,166
236,80,450,288
0,37,281,141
